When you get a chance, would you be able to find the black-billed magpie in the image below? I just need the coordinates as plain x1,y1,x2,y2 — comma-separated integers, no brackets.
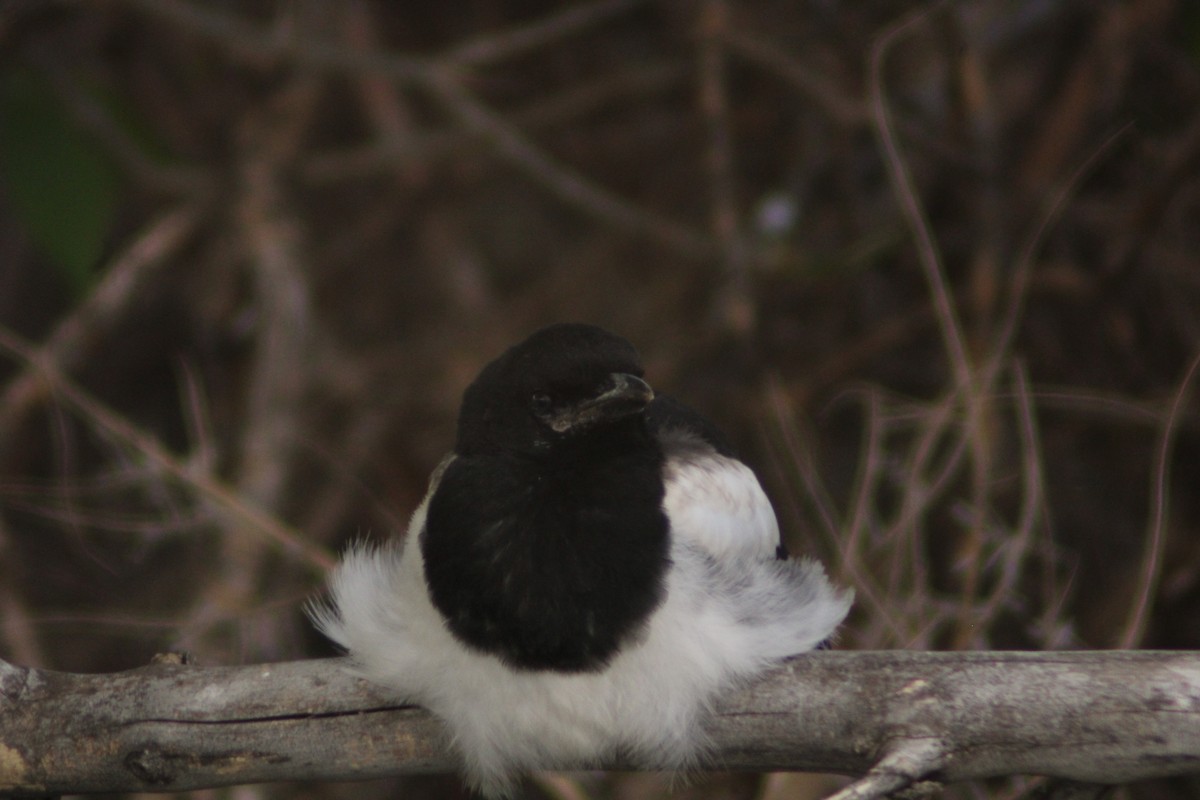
309,323,851,797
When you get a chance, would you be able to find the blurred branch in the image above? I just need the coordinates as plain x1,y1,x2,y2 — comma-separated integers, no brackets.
868,2,970,391
337,0,423,163
442,0,645,67
697,0,754,334
0,205,202,444
423,65,714,259
0,518,45,668
1016,0,1172,194
0,326,334,573
2,651,1200,795
868,11,987,636
722,28,868,127
1105,114,1200,283
28,51,215,197
1029,386,1200,433
1117,352,1200,648
120,0,428,81
109,0,715,259
424,74,706,259
972,363,1044,629
994,123,1134,381
302,61,685,182
172,73,328,654
725,25,977,172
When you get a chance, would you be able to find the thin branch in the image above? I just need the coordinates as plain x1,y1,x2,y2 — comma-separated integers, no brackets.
1106,113,1200,281
824,738,947,800
0,326,334,572
442,0,645,67
973,363,1045,630
173,75,329,655
0,518,46,668
1029,386,1200,432
867,8,976,621
31,50,215,196
722,28,868,127
1117,351,1200,648
823,385,911,645
110,0,715,259
424,66,714,259
992,123,1135,381
338,0,423,154
697,0,754,333
761,377,841,551
120,0,429,82
302,61,686,183
0,205,202,445
868,1,971,393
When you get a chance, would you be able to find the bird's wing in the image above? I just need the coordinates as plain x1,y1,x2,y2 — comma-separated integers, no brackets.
649,395,780,561
660,445,781,561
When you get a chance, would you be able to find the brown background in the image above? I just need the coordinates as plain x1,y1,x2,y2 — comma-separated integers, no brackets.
1,1,1199,798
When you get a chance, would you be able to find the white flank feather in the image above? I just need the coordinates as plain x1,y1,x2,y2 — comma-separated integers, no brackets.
310,458,852,798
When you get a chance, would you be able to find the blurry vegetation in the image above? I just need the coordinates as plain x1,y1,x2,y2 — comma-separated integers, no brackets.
1,1,1199,799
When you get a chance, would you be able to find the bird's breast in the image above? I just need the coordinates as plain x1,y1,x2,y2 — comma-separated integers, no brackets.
420,453,670,672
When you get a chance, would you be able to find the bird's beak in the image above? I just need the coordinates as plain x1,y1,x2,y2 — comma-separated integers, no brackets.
545,373,654,433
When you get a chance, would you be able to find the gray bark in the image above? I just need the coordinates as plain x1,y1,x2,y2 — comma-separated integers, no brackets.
1,651,1198,797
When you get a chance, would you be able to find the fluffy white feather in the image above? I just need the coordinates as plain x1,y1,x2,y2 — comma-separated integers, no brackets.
662,449,782,561
311,454,852,798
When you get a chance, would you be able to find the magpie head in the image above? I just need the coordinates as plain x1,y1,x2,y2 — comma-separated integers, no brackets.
455,323,654,458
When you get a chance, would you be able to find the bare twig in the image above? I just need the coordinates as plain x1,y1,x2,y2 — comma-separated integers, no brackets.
172,70,329,657
761,377,841,551
993,124,1135,379
838,387,910,645
1028,386,1199,433
0,518,46,668
110,0,715,259
868,6,987,645
302,61,685,183
424,66,714,259
824,738,946,800
1016,1,1171,193
1117,352,1200,648
972,363,1046,633
0,206,202,446
1106,114,1200,282
120,0,428,81
515,61,686,130
442,0,645,67
697,0,753,333
338,0,423,155
868,1,970,392
31,51,215,196
0,326,334,572
722,28,868,127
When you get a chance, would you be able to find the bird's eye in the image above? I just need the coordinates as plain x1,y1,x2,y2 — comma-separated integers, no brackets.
531,392,553,414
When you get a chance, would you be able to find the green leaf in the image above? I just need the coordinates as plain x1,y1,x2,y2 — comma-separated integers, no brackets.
0,69,121,296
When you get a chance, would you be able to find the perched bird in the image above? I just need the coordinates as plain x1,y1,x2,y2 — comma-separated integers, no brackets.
309,323,851,798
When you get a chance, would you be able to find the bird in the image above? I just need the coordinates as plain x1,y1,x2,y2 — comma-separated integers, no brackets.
308,322,852,798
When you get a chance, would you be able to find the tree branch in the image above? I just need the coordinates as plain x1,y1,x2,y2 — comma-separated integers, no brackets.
2,651,1199,796
108,0,715,260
